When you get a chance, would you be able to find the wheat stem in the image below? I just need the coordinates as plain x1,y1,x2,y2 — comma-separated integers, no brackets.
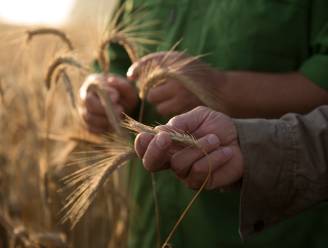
45,56,87,89
54,68,76,108
86,83,124,137
99,33,138,74
26,28,74,51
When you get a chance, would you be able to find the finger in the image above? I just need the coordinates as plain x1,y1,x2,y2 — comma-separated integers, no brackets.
84,93,105,115
147,81,177,104
107,76,134,98
127,52,167,80
166,106,211,134
126,62,141,81
80,109,109,128
170,134,220,178
87,126,109,134
134,132,154,158
100,86,120,103
183,146,233,190
83,116,110,133
106,76,138,112
207,146,242,189
85,91,120,115
83,112,109,129
81,74,120,100
114,105,124,116
142,131,172,172
80,74,104,100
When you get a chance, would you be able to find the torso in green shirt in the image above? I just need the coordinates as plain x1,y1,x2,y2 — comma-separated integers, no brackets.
109,0,328,247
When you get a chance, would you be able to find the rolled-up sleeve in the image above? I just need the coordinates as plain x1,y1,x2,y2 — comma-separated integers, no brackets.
299,1,328,90
234,106,328,239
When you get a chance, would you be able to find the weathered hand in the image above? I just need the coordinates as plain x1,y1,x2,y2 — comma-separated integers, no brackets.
134,106,244,190
127,52,219,117
79,74,138,133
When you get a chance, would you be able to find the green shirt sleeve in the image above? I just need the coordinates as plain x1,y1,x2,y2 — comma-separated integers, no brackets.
299,2,328,91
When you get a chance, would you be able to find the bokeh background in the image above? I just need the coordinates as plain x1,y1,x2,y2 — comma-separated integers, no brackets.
0,1,133,248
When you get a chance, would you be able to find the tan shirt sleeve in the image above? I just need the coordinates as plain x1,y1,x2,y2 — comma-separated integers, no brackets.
234,105,328,239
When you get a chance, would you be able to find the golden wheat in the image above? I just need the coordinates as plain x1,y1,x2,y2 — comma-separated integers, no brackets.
26,27,74,51
98,3,159,74
45,55,87,89
61,134,135,227
54,68,76,108
136,50,219,110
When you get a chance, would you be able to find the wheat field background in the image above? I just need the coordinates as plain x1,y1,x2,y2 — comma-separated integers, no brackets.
0,1,135,247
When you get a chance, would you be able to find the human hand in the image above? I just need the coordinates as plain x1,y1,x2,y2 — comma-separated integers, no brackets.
134,106,244,190
127,52,219,117
79,74,138,133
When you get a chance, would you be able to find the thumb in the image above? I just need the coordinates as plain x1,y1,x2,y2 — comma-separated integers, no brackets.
127,61,141,81
127,52,167,81
166,106,212,134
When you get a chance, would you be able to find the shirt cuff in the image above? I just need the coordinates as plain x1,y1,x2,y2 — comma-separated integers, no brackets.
233,118,298,239
299,55,328,91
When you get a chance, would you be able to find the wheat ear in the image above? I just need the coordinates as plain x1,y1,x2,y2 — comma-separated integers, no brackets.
54,68,76,108
61,135,135,227
121,114,199,148
26,28,74,50
98,3,159,73
137,51,219,110
86,83,124,136
45,56,87,89
99,33,138,74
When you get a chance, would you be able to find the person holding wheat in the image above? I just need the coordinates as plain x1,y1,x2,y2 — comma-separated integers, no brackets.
134,105,328,239
80,0,328,247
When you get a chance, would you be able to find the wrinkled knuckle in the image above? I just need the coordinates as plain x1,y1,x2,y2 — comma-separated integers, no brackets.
213,149,225,164
191,162,205,175
194,106,208,112
170,153,180,166
171,161,187,178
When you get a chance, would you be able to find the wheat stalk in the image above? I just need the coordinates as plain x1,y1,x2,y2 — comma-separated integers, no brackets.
86,83,124,136
136,50,219,110
61,134,135,227
122,114,199,148
54,68,76,109
98,3,159,73
45,55,87,89
0,77,5,106
60,113,202,228
26,28,74,51
121,115,213,248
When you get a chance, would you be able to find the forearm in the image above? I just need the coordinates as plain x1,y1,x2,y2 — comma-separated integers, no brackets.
234,105,328,238
216,71,328,118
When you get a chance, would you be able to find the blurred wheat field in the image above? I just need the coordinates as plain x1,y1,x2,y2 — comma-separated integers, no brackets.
0,1,133,247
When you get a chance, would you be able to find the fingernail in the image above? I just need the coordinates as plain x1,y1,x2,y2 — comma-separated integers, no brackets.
156,135,168,149
207,134,219,145
222,147,233,157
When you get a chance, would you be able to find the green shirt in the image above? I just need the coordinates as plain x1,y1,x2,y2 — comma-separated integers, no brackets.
108,0,328,247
